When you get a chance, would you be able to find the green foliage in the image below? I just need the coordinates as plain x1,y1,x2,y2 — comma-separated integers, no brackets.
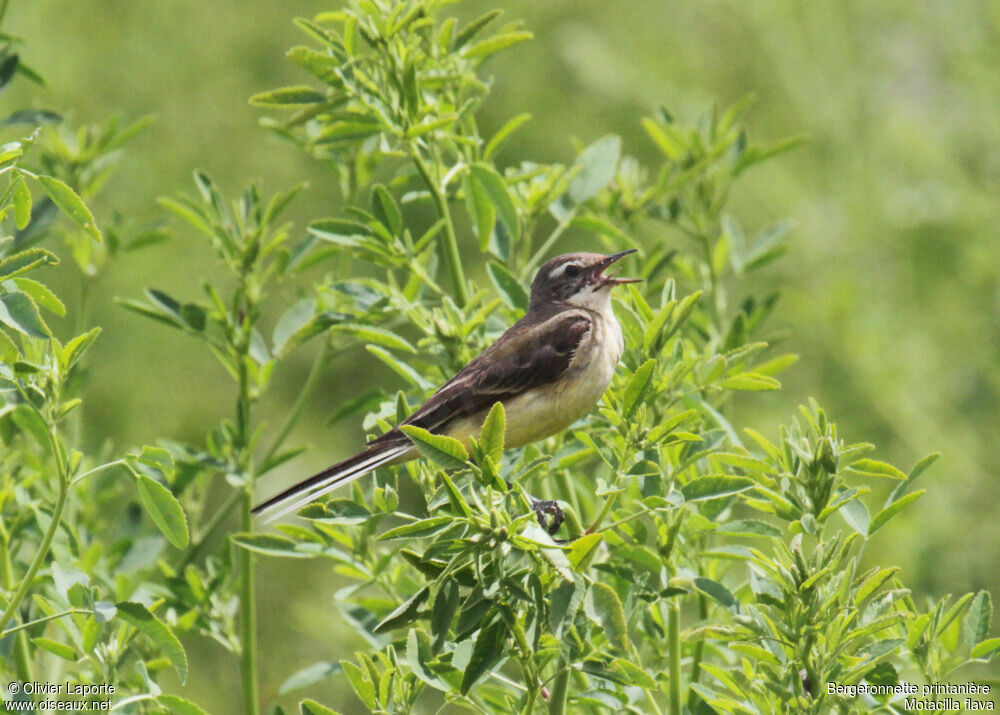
1,1,995,714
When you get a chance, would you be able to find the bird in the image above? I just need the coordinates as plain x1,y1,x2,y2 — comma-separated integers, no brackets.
253,249,640,531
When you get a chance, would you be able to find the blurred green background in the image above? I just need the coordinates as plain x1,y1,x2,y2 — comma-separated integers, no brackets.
8,0,1000,710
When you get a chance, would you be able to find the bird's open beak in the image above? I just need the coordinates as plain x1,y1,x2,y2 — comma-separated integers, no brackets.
594,249,642,285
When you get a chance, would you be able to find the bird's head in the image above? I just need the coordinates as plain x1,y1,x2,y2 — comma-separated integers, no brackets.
529,250,641,311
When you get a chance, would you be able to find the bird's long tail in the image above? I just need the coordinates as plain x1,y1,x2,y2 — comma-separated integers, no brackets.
252,442,412,523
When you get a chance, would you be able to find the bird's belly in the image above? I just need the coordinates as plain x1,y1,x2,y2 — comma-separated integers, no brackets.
443,313,622,451
502,342,618,448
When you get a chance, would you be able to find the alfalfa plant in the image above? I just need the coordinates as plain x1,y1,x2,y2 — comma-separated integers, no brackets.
192,1,995,713
0,14,205,712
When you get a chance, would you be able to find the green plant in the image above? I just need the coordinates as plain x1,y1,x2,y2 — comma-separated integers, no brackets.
2,1,997,713
0,15,205,713
219,2,997,713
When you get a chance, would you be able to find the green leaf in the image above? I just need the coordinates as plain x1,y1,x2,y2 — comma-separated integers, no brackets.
460,620,506,694
279,662,341,694
608,658,657,689
855,567,899,606
60,327,101,370
0,291,50,337
135,475,189,549
622,358,655,418
463,171,496,248
0,327,18,363
38,175,102,242
11,405,49,447
13,174,32,230
155,695,208,715
484,112,531,160
868,490,925,534
299,699,340,715
373,586,430,633
130,445,175,478
431,581,461,646
371,184,402,236
550,580,586,636
462,31,533,60
720,372,781,391
479,401,506,465
486,261,528,311
232,533,314,558
116,601,188,683
469,164,519,241
569,135,621,204
341,660,377,710
366,345,432,390
716,519,781,538
300,498,371,525
13,277,65,316
520,524,573,582
378,516,453,540
840,498,871,535
962,592,993,653
250,85,327,106
273,298,318,356
568,533,604,572
694,577,741,613
454,9,502,49
31,637,77,661
400,425,468,469
590,582,630,652
681,476,754,502
848,458,907,480
329,323,415,353
971,637,1000,660
0,248,58,281
93,601,116,623
571,213,633,246
641,117,684,159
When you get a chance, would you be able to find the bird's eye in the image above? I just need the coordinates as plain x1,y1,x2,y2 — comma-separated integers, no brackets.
563,264,581,278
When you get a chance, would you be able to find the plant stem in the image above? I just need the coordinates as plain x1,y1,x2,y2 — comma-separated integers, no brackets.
411,149,468,306
0,537,33,681
522,212,574,278
547,661,569,715
260,338,332,469
232,306,259,715
1,608,87,638
0,480,67,634
238,489,259,715
686,594,708,708
667,599,682,715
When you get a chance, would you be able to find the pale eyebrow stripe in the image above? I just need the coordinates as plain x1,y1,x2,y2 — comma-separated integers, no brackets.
549,262,578,278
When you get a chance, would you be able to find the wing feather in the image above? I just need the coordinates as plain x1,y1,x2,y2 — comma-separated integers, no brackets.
371,310,591,442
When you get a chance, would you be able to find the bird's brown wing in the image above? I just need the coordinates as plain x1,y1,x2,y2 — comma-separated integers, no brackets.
371,310,592,444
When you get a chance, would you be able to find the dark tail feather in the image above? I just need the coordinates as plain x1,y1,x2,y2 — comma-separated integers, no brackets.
252,442,410,522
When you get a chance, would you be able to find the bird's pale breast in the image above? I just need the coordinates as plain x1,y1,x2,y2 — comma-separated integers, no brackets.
446,309,623,450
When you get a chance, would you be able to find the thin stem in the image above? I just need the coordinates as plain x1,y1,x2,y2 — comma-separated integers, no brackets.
1,608,87,638
1,536,33,681
228,275,260,715
0,480,68,634
411,149,468,306
238,489,259,715
667,599,682,715
547,660,569,715
522,212,574,279
686,594,708,708
71,458,126,486
260,339,332,468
